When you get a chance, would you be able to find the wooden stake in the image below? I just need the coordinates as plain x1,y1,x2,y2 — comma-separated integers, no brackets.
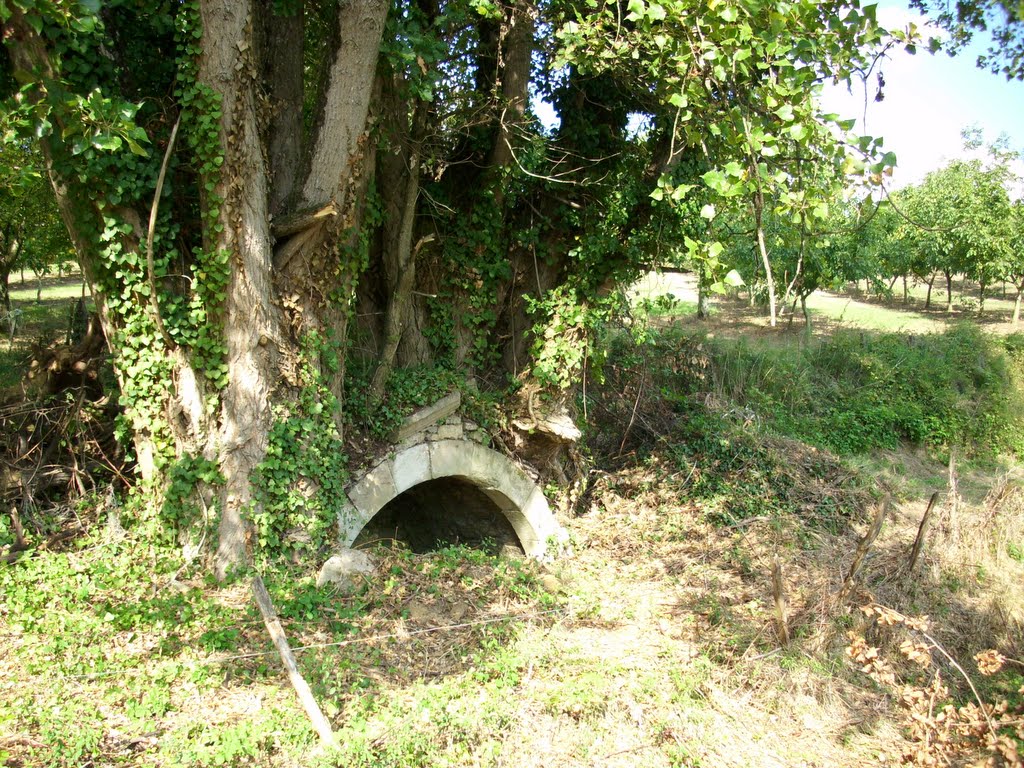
9,505,25,550
251,576,336,747
907,491,939,572
772,556,790,648
839,497,889,602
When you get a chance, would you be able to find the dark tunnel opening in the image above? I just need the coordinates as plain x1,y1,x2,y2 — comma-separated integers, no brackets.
354,477,525,556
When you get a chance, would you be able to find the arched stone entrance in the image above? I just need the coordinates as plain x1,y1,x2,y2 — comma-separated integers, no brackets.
340,439,565,558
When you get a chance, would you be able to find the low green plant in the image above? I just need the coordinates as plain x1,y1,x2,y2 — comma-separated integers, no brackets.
345,362,461,438
675,324,1024,458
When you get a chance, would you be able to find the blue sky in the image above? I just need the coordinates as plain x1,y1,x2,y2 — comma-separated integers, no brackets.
819,1,1024,187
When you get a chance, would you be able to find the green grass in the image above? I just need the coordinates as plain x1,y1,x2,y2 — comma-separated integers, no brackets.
630,271,1024,337
9,281,87,304
801,292,947,334
0,518,562,768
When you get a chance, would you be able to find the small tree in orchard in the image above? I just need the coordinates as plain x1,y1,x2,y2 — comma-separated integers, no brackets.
1,0,898,573
859,199,918,302
1003,201,1024,326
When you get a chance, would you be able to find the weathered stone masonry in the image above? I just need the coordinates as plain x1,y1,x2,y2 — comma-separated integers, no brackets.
338,393,567,558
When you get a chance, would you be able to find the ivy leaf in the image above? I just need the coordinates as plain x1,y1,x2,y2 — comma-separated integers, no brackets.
125,137,149,157
775,104,794,122
626,0,645,21
92,134,122,151
647,3,666,21
671,183,694,201
668,92,687,108
702,169,727,193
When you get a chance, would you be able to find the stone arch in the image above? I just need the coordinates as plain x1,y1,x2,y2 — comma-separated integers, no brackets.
340,440,565,558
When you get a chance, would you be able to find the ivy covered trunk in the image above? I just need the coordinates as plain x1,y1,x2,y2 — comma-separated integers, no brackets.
200,0,389,574
3,0,390,573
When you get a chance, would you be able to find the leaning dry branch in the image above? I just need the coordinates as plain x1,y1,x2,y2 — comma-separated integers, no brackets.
772,556,790,648
907,491,939,572
838,497,889,602
271,202,338,239
145,115,180,350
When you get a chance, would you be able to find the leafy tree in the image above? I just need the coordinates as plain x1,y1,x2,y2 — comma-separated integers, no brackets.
910,0,1024,79
897,147,1013,314
0,0,897,572
0,142,71,309
1005,200,1024,325
856,198,918,302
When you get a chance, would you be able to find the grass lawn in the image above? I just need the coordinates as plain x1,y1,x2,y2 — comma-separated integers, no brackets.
633,271,1024,339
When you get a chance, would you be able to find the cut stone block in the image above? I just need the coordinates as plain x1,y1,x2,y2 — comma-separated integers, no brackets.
392,442,431,494
392,391,461,442
435,424,464,440
348,461,397,518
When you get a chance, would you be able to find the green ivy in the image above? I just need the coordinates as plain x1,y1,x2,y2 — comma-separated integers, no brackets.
160,454,223,538
346,362,462,438
249,332,349,565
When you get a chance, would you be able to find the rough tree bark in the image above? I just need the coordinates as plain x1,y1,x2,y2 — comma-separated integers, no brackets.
200,0,387,574
199,0,285,576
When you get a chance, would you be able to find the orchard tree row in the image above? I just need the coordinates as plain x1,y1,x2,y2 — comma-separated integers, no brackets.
691,131,1024,328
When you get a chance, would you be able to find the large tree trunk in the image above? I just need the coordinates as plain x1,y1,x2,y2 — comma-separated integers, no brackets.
945,270,953,313
488,0,534,208
200,0,285,577
370,103,429,402
262,0,305,218
926,271,936,310
203,0,387,574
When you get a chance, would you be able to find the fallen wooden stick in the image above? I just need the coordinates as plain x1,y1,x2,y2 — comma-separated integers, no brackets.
251,576,336,747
